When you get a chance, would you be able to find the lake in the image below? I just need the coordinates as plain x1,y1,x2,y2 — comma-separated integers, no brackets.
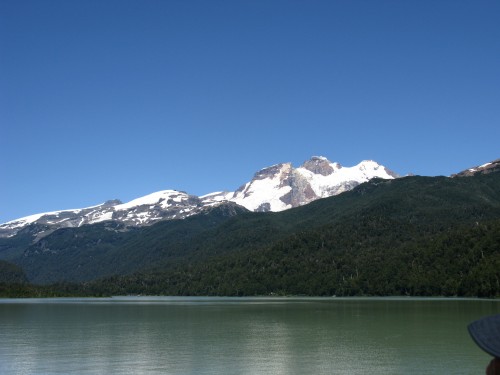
0,297,498,374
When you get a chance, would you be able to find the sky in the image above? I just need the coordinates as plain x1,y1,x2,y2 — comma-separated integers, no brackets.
1,0,499,223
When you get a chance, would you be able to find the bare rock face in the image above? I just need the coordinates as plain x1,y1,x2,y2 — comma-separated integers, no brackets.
279,170,319,207
254,163,293,181
256,202,271,212
301,156,337,176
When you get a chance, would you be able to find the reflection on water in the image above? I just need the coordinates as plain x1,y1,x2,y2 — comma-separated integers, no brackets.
0,297,498,374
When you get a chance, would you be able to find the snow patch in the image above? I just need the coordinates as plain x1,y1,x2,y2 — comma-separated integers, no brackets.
114,190,185,211
469,162,492,172
91,211,114,223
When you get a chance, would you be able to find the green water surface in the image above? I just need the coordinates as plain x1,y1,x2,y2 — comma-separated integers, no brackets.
0,297,498,374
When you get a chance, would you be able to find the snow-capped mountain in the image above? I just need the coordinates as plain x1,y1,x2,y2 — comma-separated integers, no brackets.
0,191,212,239
229,157,398,212
0,156,398,238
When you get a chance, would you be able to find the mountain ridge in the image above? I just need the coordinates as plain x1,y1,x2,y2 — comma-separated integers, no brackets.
0,156,397,238
451,158,500,177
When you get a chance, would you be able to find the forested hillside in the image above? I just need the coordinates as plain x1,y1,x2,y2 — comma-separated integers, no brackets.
86,175,500,297
0,260,28,283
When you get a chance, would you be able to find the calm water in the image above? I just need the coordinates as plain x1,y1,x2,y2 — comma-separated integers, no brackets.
0,297,498,375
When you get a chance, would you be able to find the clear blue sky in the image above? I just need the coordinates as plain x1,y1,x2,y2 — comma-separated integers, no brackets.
1,0,499,223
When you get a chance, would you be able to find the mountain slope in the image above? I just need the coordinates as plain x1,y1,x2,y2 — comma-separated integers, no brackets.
0,260,28,284
0,191,208,239
15,203,248,284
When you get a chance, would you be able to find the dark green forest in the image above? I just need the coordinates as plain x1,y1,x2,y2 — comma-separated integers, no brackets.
0,260,28,284
1,171,499,298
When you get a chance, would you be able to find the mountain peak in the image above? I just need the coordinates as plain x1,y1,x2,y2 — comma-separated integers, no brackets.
310,155,330,162
301,156,336,176
232,157,397,213
253,162,292,179
103,199,122,206
355,160,400,179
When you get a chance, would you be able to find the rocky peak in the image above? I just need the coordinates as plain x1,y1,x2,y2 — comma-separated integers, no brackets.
301,156,335,176
253,162,292,180
103,199,122,207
